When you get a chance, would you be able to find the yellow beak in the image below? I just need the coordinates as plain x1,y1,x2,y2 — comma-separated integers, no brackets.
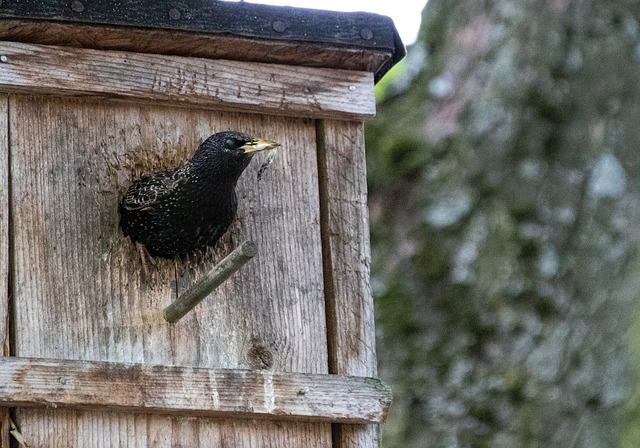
242,138,281,153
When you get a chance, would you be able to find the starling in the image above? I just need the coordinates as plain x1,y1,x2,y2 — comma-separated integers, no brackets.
119,131,279,271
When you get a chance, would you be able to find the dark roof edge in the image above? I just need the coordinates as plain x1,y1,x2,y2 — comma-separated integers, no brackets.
0,0,405,81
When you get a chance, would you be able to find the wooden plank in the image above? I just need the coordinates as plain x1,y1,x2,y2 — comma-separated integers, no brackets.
0,357,391,424
15,411,331,448
0,21,394,79
0,93,8,448
0,41,375,120
317,120,381,447
10,95,330,447
0,413,6,448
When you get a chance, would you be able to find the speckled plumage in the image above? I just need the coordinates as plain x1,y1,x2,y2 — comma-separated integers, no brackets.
119,131,277,259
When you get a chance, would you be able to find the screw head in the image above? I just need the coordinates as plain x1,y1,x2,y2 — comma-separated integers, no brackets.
0,55,7,63
169,8,181,20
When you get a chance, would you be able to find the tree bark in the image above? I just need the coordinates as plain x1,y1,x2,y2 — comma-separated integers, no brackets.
368,1,640,447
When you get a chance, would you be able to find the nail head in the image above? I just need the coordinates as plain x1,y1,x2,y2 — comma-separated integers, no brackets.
70,0,84,13
0,56,7,63
272,20,287,33
360,28,373,40
169,8,181,20
348,85,356,91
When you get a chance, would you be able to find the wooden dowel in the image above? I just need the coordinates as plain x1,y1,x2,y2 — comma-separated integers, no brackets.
163,241,257,323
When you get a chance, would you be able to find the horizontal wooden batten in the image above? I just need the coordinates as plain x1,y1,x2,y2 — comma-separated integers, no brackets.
0,41,375,119
0,357,392,424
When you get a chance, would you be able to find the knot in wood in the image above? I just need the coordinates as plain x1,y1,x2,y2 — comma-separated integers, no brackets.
248,337,274,370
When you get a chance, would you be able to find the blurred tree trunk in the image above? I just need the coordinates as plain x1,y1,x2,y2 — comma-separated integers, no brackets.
367,1,640,447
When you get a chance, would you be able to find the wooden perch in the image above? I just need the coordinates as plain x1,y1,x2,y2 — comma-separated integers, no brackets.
163,240,258,323
0,357,392,424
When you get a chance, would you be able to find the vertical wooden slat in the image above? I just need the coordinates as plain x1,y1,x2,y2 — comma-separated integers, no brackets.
317,119,380,448
10,95,331,447
0,93,9,448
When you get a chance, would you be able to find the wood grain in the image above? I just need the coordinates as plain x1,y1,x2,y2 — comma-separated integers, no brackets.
0,357,391,424
0,22,395,79
0,93,9,448
317,120,381,447
0,40,375,120
10,95,330,447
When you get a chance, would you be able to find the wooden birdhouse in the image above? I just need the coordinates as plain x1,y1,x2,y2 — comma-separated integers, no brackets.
0,1,404,447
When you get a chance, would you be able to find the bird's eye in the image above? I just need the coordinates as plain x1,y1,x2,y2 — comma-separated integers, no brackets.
224,138,239,149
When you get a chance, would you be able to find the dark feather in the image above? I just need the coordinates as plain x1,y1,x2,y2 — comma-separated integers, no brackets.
121,166,189,211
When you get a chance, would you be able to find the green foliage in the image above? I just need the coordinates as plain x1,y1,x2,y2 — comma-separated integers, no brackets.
365,125,431,187
375,58,407,102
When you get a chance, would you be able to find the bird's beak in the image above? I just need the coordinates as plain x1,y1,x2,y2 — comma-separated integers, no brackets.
241,138,281,153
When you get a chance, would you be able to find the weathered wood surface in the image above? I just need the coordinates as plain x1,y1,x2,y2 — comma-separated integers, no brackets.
0,357,392,424
318,120,380,447
0,41,375,120
10,95,330,446
0,93,9,448
0,21,394,79
0,413,7,448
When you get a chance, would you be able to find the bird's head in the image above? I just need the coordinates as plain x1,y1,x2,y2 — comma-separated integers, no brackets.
192,131,280,176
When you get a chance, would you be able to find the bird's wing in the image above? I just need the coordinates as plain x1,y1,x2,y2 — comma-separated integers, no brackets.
121,167,188,211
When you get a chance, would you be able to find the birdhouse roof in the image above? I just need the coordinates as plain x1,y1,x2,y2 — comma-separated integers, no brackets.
0,0,405,82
